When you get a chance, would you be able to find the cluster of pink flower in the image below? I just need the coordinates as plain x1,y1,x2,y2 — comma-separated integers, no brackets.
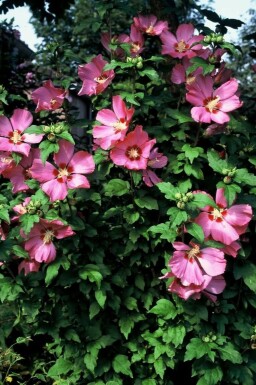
0,14,251,303
162,188,252,301
0,108,95,274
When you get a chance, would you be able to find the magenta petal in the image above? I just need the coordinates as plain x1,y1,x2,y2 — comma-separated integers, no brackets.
67,174,90,189
22,133,44,144
214,78,238,100
11,109,33,132
96,109,117,125
215,188,227,207
54,140,74,166
34,242,56,263
30,160,56,182
69,151,95,174
225,204,252,226
220,96,243,112
176,23,194,41
211,220,239,245
42,179,68,201
191,107,212,123
0,116,13,136
112,95,126,119
199,248,226,276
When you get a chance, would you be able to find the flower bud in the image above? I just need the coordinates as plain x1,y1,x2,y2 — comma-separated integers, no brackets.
177,201,185,209
43,126,51,134
136,62,143,69
223,176,231,184
175,192,182,200
47,133,56,142
204,36,211,44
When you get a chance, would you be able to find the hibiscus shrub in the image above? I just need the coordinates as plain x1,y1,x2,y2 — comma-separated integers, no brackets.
1,10,256,385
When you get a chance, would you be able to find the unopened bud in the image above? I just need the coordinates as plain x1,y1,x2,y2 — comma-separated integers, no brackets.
47,133,56,142
177,201,185,209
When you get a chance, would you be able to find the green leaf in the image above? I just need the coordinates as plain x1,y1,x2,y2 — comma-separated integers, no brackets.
218,342,243,364
186,223,205,243
79,265,103,289
45,260,62,286
190,193,217,209
0,209,10,223
138,68,159,81
134,196,158,210
57,131,75,144
154,357,165,379
207,149,229,173
184,338,215,361
95,289,107,308
24,125,44,134
89,302,101,320
149,299,177,320
166,109,194,124
104,179,130,196
39,140,59,163
216,182,241,206
142,380,157,385
113,354,133,377
182,144,204,163
237,263,256,292
234,168,256,186
19,213,40,234
11,245,29,258
47,358,72,377
167,208,188,228
186,57,215,76
164,325,186,347
157,182,177,200
197,366,223,385
119,317,134,339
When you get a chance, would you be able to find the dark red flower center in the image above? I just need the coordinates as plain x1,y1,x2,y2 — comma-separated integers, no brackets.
125,145,142,160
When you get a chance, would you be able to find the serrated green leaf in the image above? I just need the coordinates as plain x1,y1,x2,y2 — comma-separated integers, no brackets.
207,149,229,173
184,338,215,361
39,140,59,163
218,342,243,363
149,299,177,320
182,144,204,163
234,168,256,186
19,213,40,234
24,125,44,134
153,357,165,379
104,179,130,196
57,131,75,144
197,366,223,385
113,354,133,377
165,325,186,347
119,317,134,339
134,196,158,210
79,265,103,289
47,358,72,377
186,222,205,243
45,260,61,286
89,302,101,320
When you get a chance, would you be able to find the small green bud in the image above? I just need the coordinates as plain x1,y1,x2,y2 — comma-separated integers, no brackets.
204,36,211,44
175,192,182,200
186,192,194,200
203,336,210,343
136,62,143,69
177,201,185,209
54,123,65,134
182,196,189,203
211,335,217,341
222,168,229,175
223,176,232,184
131,57,138,64
43,126,51,134
126,57,133,63
216,35,224,43
47,133,56,142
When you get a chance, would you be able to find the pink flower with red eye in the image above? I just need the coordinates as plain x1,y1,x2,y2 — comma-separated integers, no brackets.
0,151,14,174
31,80,68,113
101,32,130,59
169,241,226,286
93,95,135,150
129,24,145,57
186,75,243,124
30,140,95,202
0,109,43,156
160,23,204,59
133,14,168,36
194,188,253,245
18,259,41,275
78,54,115,96
110,125,156,170
21,219,75,264
3,148,40,193
142,147,168,187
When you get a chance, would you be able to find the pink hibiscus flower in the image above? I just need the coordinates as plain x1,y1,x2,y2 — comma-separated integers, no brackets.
30,139,95,202
194,188,253,245
22,219,75,263
142,147,168,187
186,75,243,124
31,80,68,113
169,241,226,286
129,24,145,57
160,23,204,59
93,95,135,150
3,148,40,193
0,109,43,156
78,54,115,96
133,14,168,36
110,125,156,170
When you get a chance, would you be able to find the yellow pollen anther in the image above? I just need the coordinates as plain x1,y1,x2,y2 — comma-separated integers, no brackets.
113,120,127,132
204,96,221,112
175,40,189,53
43,229,55,244
58,167,70,178
187,245,200,259
10,130,22,144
